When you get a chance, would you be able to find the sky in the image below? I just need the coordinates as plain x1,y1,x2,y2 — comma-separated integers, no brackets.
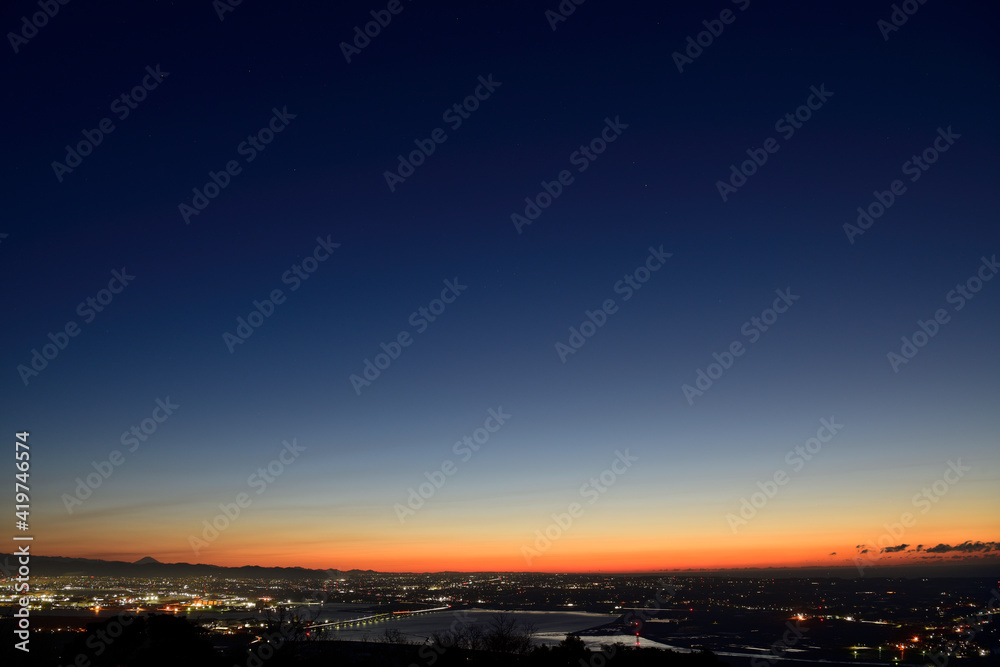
2,0,998,574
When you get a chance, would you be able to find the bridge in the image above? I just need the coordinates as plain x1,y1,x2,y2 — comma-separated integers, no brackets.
306,605,453,631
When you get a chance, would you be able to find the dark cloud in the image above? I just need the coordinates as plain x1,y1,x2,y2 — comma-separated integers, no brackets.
882,544,909,553
925,541,1000,554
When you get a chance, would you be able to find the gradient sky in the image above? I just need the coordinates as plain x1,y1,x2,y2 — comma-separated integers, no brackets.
2,0,998,573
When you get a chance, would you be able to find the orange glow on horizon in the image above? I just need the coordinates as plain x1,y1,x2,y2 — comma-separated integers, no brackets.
39,502,1000,574
40,541,1000,574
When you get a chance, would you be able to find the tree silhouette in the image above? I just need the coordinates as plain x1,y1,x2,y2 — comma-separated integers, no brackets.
57,614,222,667
483,612,536,655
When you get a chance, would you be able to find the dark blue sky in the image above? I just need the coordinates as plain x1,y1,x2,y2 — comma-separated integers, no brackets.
2,0,997,571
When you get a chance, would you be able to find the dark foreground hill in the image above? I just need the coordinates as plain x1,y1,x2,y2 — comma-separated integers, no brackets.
1,613,734,667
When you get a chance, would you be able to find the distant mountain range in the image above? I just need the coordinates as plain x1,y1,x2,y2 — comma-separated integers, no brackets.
0,554,372,579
